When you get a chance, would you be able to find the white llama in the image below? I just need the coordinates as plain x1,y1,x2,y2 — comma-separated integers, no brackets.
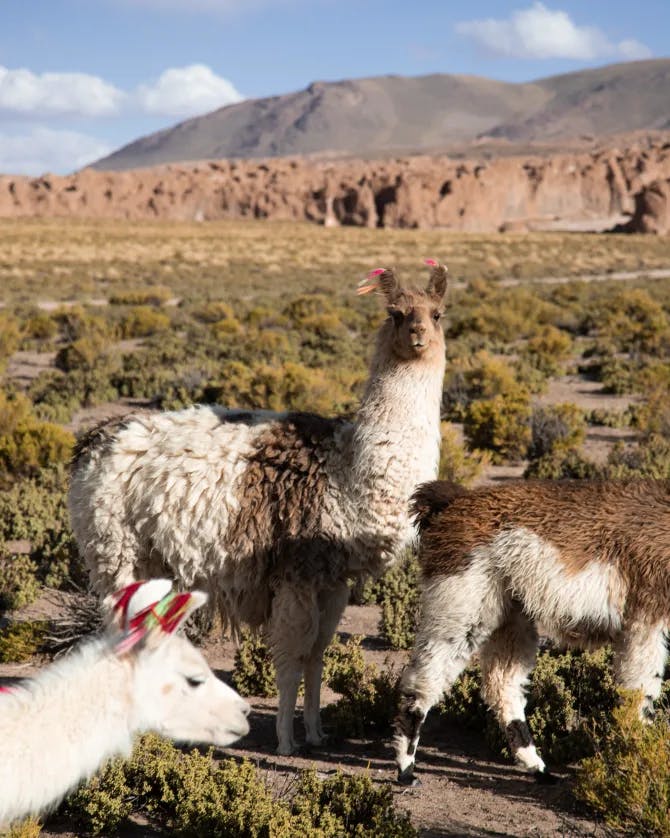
69,261,448,755
393,479,670,785
0,579,250,824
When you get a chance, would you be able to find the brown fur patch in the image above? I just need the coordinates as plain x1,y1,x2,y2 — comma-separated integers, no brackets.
225,412,350,625
418,479,670,621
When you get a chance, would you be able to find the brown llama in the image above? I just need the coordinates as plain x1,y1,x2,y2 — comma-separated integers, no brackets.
393,479,670,785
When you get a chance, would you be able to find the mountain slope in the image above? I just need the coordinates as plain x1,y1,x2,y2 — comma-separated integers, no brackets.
92,59,670,171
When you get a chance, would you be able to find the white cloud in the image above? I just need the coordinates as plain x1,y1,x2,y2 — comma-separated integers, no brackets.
0,66,124,117
456,3,652,61
0,127,112,175
135,64,242,117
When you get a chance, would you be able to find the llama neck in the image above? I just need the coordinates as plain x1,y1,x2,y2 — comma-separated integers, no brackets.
0,639,136,823
351,347,444,520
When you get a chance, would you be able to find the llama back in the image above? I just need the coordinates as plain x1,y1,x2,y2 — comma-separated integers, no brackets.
69,405,360,628
415,479,670,628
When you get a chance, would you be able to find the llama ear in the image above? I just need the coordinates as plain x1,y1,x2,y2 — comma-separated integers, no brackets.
424,259,448,301
356,267,400,301
146,589,209,647
126,579,173,625
109,579,172,631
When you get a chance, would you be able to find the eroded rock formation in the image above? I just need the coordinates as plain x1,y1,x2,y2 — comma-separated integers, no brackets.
2,142,670,233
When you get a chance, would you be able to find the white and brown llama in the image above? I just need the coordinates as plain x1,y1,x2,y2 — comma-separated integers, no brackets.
0,579,250,824
68,261,448,755
393,479,670,785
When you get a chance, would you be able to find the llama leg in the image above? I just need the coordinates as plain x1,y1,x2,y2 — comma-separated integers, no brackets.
479,607,547,777
303,580,350,747
613,619,668,719
393,569,505,785
268,582,319,755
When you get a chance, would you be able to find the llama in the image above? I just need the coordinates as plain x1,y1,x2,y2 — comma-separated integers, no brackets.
393,478,670,785
68,260,448,755
0,579,250,824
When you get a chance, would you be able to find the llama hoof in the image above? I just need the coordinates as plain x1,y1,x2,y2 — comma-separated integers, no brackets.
276,743,298,756
533,769,557,785
397,766,421,787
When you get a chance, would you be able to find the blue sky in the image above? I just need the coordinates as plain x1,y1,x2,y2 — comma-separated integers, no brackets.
0,0,666,174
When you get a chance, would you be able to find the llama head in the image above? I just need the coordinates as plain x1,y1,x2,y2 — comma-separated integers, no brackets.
110,580,250,748
359,260,448,365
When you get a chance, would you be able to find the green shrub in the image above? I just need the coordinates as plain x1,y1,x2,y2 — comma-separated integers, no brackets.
0,620,48,663
575,693,670,836
0,466,83,591
120,306,171,338
524,449,599,480
527,403,586,461
191,301,235,323
377,551,419,650
55,333,111,373
322,635,398,740
109,287,172,306
522,325,573,376
603,435,670,479
0,391,74,478
65,733,417,836
232,629,277,697
464,391,532,463
0,313,21,367
0,554,40,610
438,422,490,486
4,817,42,838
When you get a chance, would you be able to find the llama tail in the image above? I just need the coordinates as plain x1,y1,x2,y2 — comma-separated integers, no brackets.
411,481,466,531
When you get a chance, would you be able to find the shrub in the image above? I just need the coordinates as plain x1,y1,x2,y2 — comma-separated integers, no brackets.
65,733,417,836
120,306,171,338
377,551,419,650
438,423,490,486
55,333,111,372
0,313,21,367
4,817,42,838
0,620,48,663
232,629,277,697
575,693,670,836
109,287,172,306
0,554,40,610
604,435,670,479
527,403,586,461
0,391,74,478
191,300,235,323
524,449,599,480
0,466,83,591
322,635,398,739
464,391,532,464
522,325,573,376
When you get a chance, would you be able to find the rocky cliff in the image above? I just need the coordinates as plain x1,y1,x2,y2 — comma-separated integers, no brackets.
2,141,670,233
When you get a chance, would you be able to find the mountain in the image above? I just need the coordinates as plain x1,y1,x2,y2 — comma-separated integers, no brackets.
93,60,670,171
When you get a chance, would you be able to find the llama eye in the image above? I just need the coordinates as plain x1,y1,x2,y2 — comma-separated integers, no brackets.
432,311,441,322
389,309,404,326
185,675,206,688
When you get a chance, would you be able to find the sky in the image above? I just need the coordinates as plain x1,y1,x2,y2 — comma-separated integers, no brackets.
0,0,667,175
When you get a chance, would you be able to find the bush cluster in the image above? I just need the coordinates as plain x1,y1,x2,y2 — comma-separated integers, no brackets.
321,635,398,740
575,693,670,836
232,629,277,698
64,733,416,837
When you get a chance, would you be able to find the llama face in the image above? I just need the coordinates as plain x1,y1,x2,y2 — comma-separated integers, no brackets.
138,634,250,747
385,290,446,362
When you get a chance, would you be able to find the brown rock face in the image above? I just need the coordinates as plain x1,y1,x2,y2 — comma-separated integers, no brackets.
2,142,670,233
624,178,670,234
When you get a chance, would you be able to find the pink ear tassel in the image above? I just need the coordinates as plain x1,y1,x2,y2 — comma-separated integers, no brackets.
356,267,386,296
424,258,438,267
